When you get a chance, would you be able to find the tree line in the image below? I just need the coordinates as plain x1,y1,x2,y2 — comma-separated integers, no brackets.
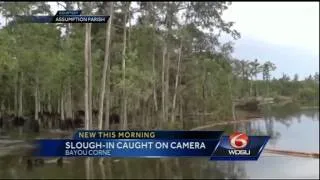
0,2,318,131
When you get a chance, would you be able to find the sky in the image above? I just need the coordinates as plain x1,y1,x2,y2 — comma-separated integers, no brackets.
0,2,319,79
223,2,319,55
221,2,319,79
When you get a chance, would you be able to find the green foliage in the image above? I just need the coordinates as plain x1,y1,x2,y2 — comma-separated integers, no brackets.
298,87,318,105
0,2,318,126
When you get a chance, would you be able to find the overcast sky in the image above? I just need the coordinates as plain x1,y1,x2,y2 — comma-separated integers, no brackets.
0,2,319,79
223,2,319,56
222,2,319,79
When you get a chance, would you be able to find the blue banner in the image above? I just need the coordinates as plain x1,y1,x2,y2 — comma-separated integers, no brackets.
14,10,110,23
34,139,219,157
33,131,270,161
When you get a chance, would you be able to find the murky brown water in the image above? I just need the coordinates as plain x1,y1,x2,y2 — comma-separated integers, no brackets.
0,108,319,179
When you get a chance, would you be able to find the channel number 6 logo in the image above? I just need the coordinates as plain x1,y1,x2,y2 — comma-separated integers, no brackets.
229,132,249,149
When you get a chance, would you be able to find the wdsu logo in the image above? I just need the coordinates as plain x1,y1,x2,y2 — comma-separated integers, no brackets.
228,132,250,155
209,132,270,161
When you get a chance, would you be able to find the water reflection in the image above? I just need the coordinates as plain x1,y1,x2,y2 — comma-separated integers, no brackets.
208,107,318,178
303,110,319,121
85,158,92,179
0,108,319,179
0,150,317,179
16,158,244,179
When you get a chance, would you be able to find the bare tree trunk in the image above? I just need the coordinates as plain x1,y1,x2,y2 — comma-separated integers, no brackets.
171,40,182,124
84,22,92,130
164,3,173,128
104,66,111,130
38,90,42,127
266,80,269,97
202,69,207,124
98,2,114,130
35,76,39,122
66,77,73,119
121,2,130,130
149,2,158,113
63,5,73,120
165,51,170,126
8,99,11,114
179,96,183,128
232,102,236,121
145,103,150,128
100,54,112,165
57,96,60,114
0,100,4,117
88,31,93,129
128,4,132,52
161,45,167,128
228,75,236,121
48,92,52,113
18,72,23,117
60,88,65,121
38,90,41,114
152,44,158,112
86,13,93,128
14,72,18,116
47,92,52,129
249,77,253,96
142,101,147,129
255,74,259,97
